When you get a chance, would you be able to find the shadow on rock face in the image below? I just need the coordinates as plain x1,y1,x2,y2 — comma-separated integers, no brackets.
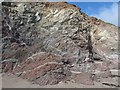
1,2,118,86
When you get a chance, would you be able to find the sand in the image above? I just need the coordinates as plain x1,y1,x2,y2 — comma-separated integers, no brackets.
1,73,113,88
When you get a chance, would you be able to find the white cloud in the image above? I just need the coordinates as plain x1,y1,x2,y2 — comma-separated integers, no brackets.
91,3,118,26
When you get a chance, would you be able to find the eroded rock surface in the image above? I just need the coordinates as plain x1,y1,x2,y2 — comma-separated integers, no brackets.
1,2,119,87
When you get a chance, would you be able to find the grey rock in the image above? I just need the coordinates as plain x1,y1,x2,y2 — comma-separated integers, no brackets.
110,69,120,77
1,2,118,86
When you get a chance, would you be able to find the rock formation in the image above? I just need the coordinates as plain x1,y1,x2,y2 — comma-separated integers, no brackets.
1,2,119,87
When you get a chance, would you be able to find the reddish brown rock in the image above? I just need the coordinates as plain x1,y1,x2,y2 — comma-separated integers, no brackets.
73,73,94,85
1,2,118,86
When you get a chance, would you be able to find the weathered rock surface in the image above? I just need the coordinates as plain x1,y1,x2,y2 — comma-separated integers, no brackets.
101,77,119,87
110,69,120,77
1,2,118,87
73,73,94,85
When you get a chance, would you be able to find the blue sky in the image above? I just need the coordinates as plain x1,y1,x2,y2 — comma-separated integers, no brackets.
68,2,118,26
68,2,113,15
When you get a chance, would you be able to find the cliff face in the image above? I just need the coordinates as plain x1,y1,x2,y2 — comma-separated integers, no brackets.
1,2,118,86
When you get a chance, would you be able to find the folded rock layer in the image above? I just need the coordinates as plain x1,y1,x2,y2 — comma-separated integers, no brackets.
1,2,118,86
